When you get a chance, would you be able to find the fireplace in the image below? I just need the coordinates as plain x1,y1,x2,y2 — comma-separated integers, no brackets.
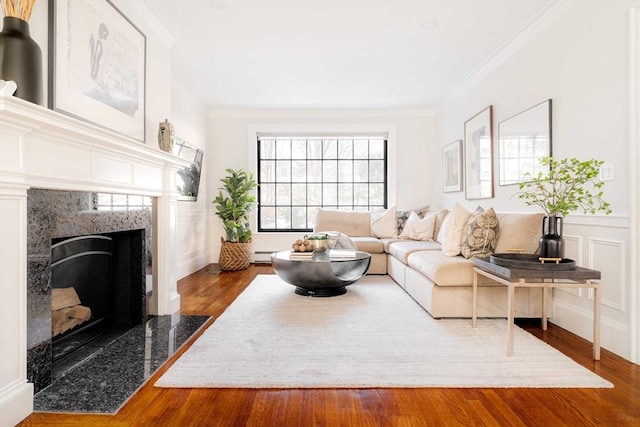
26,189,153,392
1,95,184,425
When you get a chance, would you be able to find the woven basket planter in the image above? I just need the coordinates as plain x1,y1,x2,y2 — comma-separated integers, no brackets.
218,237,251,271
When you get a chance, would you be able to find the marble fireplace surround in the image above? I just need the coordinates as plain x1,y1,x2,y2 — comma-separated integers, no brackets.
0,95,189,426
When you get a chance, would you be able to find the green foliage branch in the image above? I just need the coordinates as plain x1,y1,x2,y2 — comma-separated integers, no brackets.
515,157,612,218
213,168,258,243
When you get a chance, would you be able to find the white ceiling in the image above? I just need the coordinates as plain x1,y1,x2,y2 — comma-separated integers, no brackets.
143,0,555,110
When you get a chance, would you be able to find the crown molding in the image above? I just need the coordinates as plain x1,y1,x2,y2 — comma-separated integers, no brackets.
208,108,435,119
440,0,576,108
125,0,180,48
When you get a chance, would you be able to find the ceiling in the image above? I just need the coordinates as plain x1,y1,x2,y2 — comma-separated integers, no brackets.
143,0,555,110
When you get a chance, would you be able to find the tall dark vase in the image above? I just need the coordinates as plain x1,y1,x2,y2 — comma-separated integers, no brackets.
539,215,565,259
0,16,43,105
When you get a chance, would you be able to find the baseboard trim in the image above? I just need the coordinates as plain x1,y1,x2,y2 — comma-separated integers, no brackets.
552,299,630,360
176,250,208,280
0,381,33,427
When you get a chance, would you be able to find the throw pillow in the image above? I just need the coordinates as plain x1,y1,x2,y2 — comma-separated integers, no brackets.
494,212,545,254
396,205,429,235
398,211,437,241
461,207,500,259
370,206,398,238
439,203,471,257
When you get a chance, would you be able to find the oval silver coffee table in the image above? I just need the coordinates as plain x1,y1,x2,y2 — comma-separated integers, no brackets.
271,250,371,297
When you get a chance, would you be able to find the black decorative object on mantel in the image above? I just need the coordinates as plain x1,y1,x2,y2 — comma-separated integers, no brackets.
0,16,42,105
540,215,564,259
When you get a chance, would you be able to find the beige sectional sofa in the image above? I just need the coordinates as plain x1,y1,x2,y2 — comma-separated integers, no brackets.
314,206,546,319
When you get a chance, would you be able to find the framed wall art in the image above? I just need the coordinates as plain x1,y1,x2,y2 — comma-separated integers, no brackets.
464,105,494,200
442,139,462,192
49,0,146,141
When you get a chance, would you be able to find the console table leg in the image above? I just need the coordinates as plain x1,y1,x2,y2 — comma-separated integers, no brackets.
594,283,601,360
507,284,515,356
542,286,548,331
472,271,478,328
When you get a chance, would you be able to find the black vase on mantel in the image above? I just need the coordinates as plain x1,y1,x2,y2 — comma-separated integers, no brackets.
0,16,43,105
539,215,565,259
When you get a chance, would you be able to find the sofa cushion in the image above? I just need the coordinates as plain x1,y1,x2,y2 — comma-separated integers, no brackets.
398,211,436,241
370,206,398,238
495,212,545,254
461,207,499,259
407,251,474,287
352,236,385,254
438,203,471,256
389,240,442,264
314,209,371,237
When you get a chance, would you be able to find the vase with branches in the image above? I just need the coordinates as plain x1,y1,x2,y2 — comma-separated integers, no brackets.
514,157,612,258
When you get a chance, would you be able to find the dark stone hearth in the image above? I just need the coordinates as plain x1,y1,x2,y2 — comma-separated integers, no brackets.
26,189,152,393
34,315,209,414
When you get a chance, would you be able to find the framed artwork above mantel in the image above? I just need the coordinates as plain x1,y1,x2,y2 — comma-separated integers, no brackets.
49,0,146,142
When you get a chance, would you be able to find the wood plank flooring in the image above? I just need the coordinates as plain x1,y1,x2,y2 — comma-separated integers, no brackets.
20,265,640,426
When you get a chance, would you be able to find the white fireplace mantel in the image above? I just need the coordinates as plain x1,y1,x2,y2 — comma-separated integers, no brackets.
0,95,188,426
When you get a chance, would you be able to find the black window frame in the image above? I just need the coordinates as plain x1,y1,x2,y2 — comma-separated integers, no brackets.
257,135,388,233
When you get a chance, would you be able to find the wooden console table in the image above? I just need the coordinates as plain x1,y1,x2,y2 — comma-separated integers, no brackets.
471,257,602,360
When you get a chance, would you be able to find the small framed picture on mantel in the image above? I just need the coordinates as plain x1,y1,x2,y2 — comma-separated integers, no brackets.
49,0,146,142
442,139,462,193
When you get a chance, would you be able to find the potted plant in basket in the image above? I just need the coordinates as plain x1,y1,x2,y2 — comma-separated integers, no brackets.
514,157,612,259
213,168,258,270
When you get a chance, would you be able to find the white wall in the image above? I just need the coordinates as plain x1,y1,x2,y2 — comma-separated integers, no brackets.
435,1,634,360
171,79,210,279
206,110,435,262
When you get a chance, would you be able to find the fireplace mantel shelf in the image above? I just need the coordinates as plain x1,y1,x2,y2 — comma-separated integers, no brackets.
0,95,189,196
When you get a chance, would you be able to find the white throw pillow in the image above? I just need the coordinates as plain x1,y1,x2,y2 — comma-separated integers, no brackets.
370,206,398,238
439,203,471,256
399,211,436,241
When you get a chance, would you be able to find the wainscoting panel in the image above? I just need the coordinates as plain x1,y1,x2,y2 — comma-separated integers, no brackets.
176,208,209,279
551,216,631,359
559,234,582,297
589,238,626,312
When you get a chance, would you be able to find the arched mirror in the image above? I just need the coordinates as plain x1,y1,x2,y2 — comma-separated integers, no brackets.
498,99,552,186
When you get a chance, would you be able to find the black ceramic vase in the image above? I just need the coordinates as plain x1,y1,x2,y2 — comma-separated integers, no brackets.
539,215,565,259
0,16,43,105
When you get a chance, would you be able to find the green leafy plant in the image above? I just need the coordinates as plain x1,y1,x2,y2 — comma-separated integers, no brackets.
515,157,612,217
213,169,258,243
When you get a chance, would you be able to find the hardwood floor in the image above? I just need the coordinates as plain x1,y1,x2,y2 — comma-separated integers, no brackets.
21,265,640,426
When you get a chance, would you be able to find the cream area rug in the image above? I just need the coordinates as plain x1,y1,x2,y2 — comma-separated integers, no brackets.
155,275,612,389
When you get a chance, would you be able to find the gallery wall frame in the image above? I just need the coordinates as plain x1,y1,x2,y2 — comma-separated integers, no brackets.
442,139,462,192
464,105,494,200
498,99,552,186
49,0,146,142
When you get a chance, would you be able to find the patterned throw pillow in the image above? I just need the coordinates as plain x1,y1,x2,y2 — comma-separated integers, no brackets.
396,205,429,235
398,211,437,241
461,207,500,259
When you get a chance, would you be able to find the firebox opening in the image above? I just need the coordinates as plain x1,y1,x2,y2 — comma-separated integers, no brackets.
51,229,148,363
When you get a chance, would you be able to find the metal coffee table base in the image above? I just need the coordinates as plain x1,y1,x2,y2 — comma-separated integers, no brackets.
295,286,346,297
271,250,371,297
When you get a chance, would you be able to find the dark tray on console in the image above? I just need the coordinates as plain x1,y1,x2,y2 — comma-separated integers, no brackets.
489,253,576,271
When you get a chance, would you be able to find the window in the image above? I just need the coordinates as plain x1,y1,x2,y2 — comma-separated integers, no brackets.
93,193,153,211
257,135,387,232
